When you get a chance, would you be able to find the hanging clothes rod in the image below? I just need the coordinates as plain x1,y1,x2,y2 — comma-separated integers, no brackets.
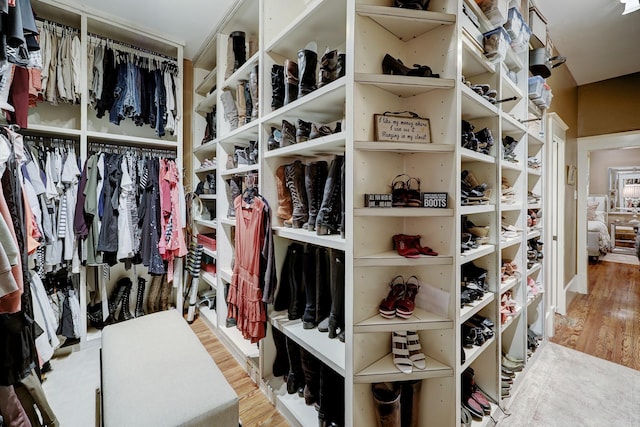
35,17,80,33
87,141,176,158
87,32,177,62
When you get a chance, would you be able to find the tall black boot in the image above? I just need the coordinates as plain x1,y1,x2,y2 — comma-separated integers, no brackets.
271,325,290,378
282,243,305,320
328,249,345,342
316,155,344,236
243,79,252,123
340,157,345,238
283,59,298,105
286,336,304,396
302,245,317,329
315,247,331,326
284,160,309,229
319,364,345,427
304,160,328,232
400,380,422,427
297,48,318,98
271,64,285,111
300,347,321,408
104,278,129,325
134,277,146,317
231,31,246,72
116,278,134,322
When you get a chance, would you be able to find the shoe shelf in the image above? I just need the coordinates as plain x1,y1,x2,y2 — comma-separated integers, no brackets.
528,202,542,210
462,0,493,33
194,164,217,174
460,292,495,324
500,70,523,105
500,112,526,134
222,51,259,92
261,78,347,124
500,203,523,212
269,310,345,376
526,291,542,308
218,217,236,228
27,124,82,137
353,207,454,218
460,244,495,263
193,139,218,156
354,307,452,333
195,89,218,115
526,229,541,240
501,161,521,172
198,194,218,201
200,271,217,288
202,247,217,260
199,306,218,330
264,132,346,159
504,47,524,73
460,147,496,164
196,218,217,230
527,262,541,275
499,235,521,250
500,309,522,333
264,0,346,59
499,276,520,294
217,120,260,146
220,164,259,177
356,141,454,153
461,336,495,372
218,268,233,284
195,67,218,97
353,353,452,384
272,226,346,251
461,85,499,120
470,403,500,427
461,30,496,77
354,251,453,267
356,4,455,41
527,130,545,146
217,323,260,363
460,204,495,215
265,379,319,427
527,167,542,176
86,131,179,148
355,73,455,98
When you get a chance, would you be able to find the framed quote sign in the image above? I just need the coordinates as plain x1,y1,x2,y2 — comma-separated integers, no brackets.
374,111,431,143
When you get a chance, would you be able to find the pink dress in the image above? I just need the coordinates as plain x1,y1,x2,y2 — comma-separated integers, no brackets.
158,159,187,280
228,195,267,343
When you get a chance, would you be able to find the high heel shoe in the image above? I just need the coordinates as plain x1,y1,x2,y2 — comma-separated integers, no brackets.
396,276,419,319
392,234,421,258
382,54,439,77
379,275,406,318
394,0,430,10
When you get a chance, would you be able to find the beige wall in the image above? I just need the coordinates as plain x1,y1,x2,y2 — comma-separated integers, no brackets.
577,73,640,138
589,148,640,194
546,58,578,283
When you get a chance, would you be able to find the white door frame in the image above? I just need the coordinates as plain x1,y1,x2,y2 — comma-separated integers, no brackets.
576,130,640,293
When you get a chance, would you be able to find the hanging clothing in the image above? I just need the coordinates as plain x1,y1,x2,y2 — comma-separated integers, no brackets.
158,158,187,281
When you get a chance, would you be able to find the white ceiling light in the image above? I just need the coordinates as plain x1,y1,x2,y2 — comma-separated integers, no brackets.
621,0,640,15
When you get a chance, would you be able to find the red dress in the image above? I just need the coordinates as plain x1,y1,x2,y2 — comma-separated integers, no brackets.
227,196,267,343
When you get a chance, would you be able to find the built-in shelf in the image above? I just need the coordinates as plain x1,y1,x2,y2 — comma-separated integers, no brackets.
200,271,217,288
502,161,521,171
195,67,217,97
461,84,499,120
355,73,455,98
500,308,522,333
355,252,453,267
264,132,345,159
461,336,495,372
500,235,522,249
273,226,346,251
202,247,217,259
500,276,521,294
221,164,259,177
195,165,217,174
193,139,217,156
460,244,495,263
461,147,496,164
527,263,542,275
356,4,456,41
461,29,495,77
460,292,495,324
353,208,453,217
196,218,217,229
460,204,495,215
354,307,452,333
86,131,178,148
198,194,217,201
356,141,454,153
354,353,452,383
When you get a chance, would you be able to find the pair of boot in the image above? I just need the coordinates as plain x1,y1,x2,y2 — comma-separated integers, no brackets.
146,274,172,313
372,381,422,427
220,64,259,131
201,108,216,144
276,155,344,236
271,47,345,110
87,277,141,328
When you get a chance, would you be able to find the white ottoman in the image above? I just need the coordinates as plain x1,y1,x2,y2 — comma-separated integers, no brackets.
101,310,239,427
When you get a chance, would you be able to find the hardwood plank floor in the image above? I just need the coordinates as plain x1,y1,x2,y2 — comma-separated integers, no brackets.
190,318,290,427
551,260,640,371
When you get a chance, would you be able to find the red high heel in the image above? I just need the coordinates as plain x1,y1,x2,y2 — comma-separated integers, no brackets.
404,234,438,256
393,234,421,258
379,275,406,318
396,276,420,318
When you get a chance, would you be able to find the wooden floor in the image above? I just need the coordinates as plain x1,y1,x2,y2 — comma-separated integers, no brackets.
190,318,290,427
551,260,640,370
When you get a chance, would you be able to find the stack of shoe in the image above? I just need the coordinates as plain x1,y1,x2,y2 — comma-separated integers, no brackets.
500,260,519,283
275,156,345,236
528,156,541,170
463,216,490,245
461,232,479,253
527,238,543,269
462,76,498,104
501,354,523,398
500,290,519,324
527,208,540,229
527,328,541,355
461,169,491,205
267,119,343,151
527,190,541,204
220,65,259,131
502,135,519,163
500,219,522,241
461,315,493,348
461,120,494,155
526,276,542,300
501,176,516,204
460,262,488,307
462,367,493,422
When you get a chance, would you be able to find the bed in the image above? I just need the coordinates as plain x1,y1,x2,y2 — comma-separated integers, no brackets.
587,195,611,259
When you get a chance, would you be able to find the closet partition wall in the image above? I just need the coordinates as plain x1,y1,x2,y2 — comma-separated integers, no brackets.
28,0,184,344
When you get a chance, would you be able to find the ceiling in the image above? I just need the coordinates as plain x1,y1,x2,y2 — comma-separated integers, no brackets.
67,0,639,86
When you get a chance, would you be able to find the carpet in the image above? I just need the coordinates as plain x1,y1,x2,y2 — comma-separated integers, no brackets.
497,343,640,427
601,252,639,266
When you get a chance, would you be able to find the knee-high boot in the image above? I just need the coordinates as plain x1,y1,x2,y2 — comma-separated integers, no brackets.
300,347,321,407
372,382,402,427
328,249,345,341
400,380,422,427
304,160,328,232
285,336,304,396
159,275,172,311
278,242,305,320
315,247,331,326
134,277,146,317
316,155,344,236
236,80,247,127
302,245,317,329
297,47,318,98
271,325,290,378
284,160,309,229
116,278,134,321
147,274,162,313
319,364,344,427
271,64,285,111
283,59,298,105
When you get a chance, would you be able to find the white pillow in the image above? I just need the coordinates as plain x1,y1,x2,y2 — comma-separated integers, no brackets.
594,211,605,223
587,202,599,221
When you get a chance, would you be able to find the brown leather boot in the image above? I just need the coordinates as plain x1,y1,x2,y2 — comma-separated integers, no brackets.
236,80,247,127
283,59,298,105
159,275,172,311
275,165,293,227
146,275,162,313
372,382,402,427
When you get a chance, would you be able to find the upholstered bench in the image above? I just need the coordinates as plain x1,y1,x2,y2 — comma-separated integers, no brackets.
101,310,239,427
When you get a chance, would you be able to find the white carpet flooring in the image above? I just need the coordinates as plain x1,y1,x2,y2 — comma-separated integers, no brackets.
601,252,639,265
498,343,640,427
